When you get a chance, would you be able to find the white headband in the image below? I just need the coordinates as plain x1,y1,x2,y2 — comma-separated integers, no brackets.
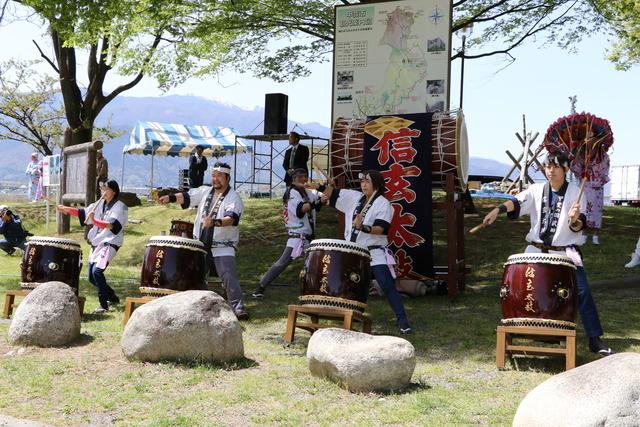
212,166,231,175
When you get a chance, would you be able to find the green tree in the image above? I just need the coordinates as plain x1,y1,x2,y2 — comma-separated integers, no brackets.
593,0,640,70
0,0,636,151
0,59,65,156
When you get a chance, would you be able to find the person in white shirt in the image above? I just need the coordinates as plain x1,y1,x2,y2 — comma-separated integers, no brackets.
159,162,248,320
319,170,412,335
25,153,42,202
252,168,323,298
483,152,613,356
57,180,127,313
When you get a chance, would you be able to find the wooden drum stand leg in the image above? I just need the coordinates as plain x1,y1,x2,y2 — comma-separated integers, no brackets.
123,296,156,325
284,304,372,343
496,325,577,371
3,290,85,318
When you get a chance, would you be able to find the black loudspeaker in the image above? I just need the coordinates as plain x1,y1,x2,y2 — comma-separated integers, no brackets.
264,93,288,135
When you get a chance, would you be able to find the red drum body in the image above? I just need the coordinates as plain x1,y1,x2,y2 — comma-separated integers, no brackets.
169,220,194,239
330,118,365,189
140,236,207,297
20,237,82,295
431,110,469,192
500,253,578,329
329,110,469,192
300,239,371,312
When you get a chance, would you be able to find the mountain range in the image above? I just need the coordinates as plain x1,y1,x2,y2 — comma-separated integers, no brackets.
0,95,537,189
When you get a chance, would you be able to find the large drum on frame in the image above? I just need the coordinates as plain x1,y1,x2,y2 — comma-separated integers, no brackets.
140,236,207,297
500,253,578,329
329,110,469,192
20,236,82,295
299,239,371,312
330,118,365,189
169,219,194,239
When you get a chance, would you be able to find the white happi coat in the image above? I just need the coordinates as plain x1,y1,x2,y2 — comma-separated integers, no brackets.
284,187,319,248
82,198,128,266
334,188,393,266
514,181,587,257
185,185,243,257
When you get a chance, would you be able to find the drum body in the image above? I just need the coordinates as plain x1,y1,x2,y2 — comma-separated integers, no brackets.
500,253,578,329
20,236,82,295
330,118,365,189
169,219,194,239
140,236,207,297
431,110,469,192
300,239,371,312
329,111,469,192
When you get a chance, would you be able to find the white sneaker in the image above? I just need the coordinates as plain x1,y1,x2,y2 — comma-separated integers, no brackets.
592,236,600,245
92,307,107,314
625,254,640,268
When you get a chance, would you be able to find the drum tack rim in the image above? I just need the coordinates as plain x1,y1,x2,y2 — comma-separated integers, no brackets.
26,237,82,252
298,295,368,312
146,236,207,254
504,253,577,269
501,317,576,330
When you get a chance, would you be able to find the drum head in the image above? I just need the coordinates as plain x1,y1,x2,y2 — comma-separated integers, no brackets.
146,235,207,253
455,111,469,191
308,238,371,259
27,236,82,251
504,252,576,269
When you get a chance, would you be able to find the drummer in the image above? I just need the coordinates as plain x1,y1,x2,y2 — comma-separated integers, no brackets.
483,152,613,356
252,168,323,298
57,180,127,314
158,162,249,320
316,170,412,335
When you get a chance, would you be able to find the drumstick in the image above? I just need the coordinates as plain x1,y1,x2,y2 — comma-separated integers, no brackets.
469,223,486,234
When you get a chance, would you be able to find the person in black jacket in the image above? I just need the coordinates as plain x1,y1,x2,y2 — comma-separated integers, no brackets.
0,206,28,255
282,132,309,185
188,145,208,188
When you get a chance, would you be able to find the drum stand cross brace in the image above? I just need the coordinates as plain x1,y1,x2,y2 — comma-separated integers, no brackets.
496,325,576,371
284,304,372,343
3,289,86,318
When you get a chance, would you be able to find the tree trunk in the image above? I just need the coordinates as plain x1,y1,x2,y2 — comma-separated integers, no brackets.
70,126,93,146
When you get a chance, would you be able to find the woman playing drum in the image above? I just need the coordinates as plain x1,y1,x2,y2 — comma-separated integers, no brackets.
316,170,411,335
482,152,613,356
57,180,127,314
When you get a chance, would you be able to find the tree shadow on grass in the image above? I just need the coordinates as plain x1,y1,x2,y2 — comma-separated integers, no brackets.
167,357,259,371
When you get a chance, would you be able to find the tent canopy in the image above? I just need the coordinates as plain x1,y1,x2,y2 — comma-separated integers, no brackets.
124,121,249,157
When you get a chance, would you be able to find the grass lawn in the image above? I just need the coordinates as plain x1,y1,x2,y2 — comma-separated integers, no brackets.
0,197,639,426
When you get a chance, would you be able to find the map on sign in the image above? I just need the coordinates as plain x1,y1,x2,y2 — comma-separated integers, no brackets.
332,0,451,123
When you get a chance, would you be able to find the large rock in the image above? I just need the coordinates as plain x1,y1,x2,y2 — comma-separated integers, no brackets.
8,281,81,347
121,290,243,363
307,328,415,392
514,352,640,427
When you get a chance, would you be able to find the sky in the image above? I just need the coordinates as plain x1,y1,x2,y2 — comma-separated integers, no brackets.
1,7,639,168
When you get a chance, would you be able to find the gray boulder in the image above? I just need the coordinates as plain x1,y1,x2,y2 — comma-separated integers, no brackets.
8,281,81,347
121,290,243,363
307,328,415,392
514,352,640,427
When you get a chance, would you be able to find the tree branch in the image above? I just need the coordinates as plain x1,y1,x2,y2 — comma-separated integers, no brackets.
32,40,59,74
101,33,163,111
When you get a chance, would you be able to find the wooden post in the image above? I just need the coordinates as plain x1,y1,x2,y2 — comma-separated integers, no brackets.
59,139,103,234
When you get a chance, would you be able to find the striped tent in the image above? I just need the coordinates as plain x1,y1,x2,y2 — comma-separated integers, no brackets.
123,121,248,156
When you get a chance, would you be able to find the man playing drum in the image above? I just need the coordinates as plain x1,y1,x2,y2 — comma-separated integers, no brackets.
57,180,127,314
316,170,412,335
252,168,323,299
158,162,249,320
483,152,613,356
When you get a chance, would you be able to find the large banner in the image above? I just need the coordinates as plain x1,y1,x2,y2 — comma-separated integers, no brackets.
332,0,451,123
363,113,433,279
